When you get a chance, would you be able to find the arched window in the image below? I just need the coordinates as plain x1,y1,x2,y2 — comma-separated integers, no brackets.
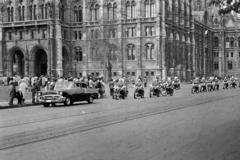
127,44,135,60
145,0,155,18
150,0,155,17
145,43,154,60
109,47,117,61
113,3,117,19
33,5,37,20
107,3,112,20
145,0,150,18
7,7,11,22
126,1,131,19
30,5,33,20
230,37,234,47
11,7,14,21
226,37,230,48
126,1,136,19
18,6,22,21
95,4,99,21
214,37,219,47
78,6,82,22
22,6,25,21
90,3,99,21
75,47,83,61
44,4,48,19
131,1,136,18
228,61,233,70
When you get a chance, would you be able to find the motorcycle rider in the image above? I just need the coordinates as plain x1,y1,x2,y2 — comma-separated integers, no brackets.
134,78,144,97
230,76,236,88
172,76,180,89
223,76,229,89
199,76,207,92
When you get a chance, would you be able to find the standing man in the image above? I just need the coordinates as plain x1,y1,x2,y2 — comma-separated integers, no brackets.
9,83,16,106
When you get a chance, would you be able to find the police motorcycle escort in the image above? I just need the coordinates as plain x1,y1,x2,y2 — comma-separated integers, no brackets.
206,77,214,92
161,77,174,96
199,77,207,92
191,77,200,94
112,78,128,100
172,77,181,90
230,76,237,89
223,77,229,89
134,79,145,99
212,77,220,91
149,77,161,98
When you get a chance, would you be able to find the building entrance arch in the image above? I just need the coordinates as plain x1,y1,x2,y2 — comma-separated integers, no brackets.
34,49,48,76
10,49,25,77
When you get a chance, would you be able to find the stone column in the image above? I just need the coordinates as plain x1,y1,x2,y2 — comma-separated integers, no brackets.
186,36,191,81
161,0,167,80
0,25,3,76
169,33,174,77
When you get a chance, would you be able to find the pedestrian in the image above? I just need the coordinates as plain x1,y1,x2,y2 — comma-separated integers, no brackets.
18,79,28,104
31,82,38,104
109,79,114,96
8,83,16,106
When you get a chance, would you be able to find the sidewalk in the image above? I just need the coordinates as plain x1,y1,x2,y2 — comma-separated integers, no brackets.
0,99,38,109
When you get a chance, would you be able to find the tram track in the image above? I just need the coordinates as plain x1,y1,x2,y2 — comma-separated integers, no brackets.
0,91,239,150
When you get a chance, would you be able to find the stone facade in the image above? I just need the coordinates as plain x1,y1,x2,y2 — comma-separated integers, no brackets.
0,0,212,81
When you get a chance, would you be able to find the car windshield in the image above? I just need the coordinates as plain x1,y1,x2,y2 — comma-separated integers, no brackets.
54,81,74,90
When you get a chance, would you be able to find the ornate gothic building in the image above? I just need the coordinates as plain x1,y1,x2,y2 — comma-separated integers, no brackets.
0,0,214,81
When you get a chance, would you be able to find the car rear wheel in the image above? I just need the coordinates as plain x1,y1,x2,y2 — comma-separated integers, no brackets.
64,97,72,106
88,96,94,104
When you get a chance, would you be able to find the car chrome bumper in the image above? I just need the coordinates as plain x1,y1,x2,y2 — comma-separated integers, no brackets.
38,97,66,103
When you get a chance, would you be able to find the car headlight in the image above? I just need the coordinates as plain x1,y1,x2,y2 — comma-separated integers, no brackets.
58,91,63,96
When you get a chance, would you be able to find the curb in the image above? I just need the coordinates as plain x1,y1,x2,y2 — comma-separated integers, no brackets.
0,103,40,109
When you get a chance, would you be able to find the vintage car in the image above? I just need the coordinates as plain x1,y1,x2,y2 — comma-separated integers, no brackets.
37,81,99,107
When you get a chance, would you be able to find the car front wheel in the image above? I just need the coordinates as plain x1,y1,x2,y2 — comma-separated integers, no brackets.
64,97,72,106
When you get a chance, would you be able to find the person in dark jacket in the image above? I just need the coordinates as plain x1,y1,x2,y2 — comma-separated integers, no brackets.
31,82,38,104
9,83,16,106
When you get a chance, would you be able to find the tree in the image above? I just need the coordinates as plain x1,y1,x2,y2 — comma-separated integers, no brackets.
209,0,240,15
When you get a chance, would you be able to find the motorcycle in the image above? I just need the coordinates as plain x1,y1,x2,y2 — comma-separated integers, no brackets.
206,82,214,92
230,81,237,89
149,86,161,98
191,83,199,94
223,81,229,89
212,81,219,91
172,81,181,90
134,87,144,99
112,86,128,100
199,83,207,92
162,83,174,96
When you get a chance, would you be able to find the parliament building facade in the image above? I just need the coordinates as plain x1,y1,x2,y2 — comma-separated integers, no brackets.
0,0,215,81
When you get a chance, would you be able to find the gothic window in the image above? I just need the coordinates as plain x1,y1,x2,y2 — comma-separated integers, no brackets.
230,37,234,47
228,61,233,70
18,6,21,21
145,43,154,60
74,6,82,22
145,0,155,18
11,7,14,21
107,3,112,20
33,5,37,20
127,44,136,60
126,1,136,19
29,5,33,20
214,62,218,70
74,31,77,40
75,47,83,61
226,37,230,48
109,48,117,61
78,31,82,40
22,6,25,21
7,7,11,22
90,3,99,21
214,37,219,47
113,3,117,19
